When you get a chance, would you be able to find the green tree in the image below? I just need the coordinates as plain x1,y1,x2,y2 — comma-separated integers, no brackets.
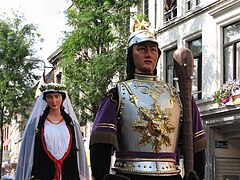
0,12,42,174
61,0,140,125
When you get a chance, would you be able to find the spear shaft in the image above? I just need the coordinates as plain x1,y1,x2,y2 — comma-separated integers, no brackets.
173,48,194,179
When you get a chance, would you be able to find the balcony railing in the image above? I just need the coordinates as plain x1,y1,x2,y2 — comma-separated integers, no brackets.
164,5,177,22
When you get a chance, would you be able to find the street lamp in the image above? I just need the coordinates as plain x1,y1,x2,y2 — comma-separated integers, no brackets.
24,57,52,71
24,57,53,97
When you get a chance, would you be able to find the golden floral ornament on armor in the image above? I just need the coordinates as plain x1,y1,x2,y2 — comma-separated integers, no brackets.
133,80,165,101
131,101,175,153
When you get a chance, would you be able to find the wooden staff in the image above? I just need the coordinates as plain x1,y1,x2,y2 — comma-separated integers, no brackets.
173,48,196,180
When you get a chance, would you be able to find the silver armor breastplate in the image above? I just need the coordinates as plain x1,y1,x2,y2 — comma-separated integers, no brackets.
117,78,182,153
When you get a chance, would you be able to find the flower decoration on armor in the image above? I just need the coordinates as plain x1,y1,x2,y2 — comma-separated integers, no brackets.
213,79,240,105
40,82,67,92
131,101,175,153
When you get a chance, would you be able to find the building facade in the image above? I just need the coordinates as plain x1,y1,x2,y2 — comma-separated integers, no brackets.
134,0,240,179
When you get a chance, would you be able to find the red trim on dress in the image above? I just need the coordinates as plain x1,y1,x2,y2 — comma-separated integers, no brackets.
41,121,73,180
46,117,64,124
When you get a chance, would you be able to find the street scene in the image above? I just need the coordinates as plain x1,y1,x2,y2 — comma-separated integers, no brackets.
0,0,240,180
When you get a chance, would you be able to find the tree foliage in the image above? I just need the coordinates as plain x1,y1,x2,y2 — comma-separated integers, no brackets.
0,11,42,125
0,11,42,173
61,0,140,125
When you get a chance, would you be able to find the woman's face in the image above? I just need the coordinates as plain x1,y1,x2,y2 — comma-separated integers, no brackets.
132,41,159,75
45,92,63,110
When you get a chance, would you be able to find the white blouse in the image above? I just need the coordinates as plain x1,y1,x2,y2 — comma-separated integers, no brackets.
44,120,70,160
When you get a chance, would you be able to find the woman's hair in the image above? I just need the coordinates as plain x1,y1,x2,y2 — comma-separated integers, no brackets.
43,91,66,101
37,106,50,130
37,104,73,130
125,46,161,80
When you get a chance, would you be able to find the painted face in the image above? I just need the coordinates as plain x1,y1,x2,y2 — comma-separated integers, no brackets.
132,41,159,75
45,92,63,110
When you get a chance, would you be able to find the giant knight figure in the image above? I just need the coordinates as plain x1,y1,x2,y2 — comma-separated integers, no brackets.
90,24,206,180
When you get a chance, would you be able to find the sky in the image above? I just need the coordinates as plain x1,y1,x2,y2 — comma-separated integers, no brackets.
0,0,72,68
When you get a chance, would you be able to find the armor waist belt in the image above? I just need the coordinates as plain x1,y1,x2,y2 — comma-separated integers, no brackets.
113,161,181,176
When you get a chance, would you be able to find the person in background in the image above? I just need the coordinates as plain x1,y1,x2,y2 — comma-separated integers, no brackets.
16,83,90,180
90,29,206,180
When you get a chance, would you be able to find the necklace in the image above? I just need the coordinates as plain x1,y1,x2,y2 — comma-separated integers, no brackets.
46,117,64,124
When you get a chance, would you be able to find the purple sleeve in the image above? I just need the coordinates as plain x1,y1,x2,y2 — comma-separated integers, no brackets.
192,98,207,153
90,95,118,148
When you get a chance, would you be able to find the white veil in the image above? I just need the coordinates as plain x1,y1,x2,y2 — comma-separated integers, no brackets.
15,88,90,180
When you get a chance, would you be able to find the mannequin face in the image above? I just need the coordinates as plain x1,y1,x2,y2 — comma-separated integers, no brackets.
132,41,159,75
45,92,63,111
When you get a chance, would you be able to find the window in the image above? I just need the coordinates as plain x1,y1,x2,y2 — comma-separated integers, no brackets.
143,0,149,17
164,0,177,22
166,47,177,86
196,0,200,6
186,0,192,11
56,72,62,84
137,0,149,21
186,0,200,11
188,37,202,100
4,145,8,151
3,127,9,140
223,21,240,82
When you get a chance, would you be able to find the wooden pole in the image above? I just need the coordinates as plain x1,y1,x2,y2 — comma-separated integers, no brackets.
173,48,194,179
